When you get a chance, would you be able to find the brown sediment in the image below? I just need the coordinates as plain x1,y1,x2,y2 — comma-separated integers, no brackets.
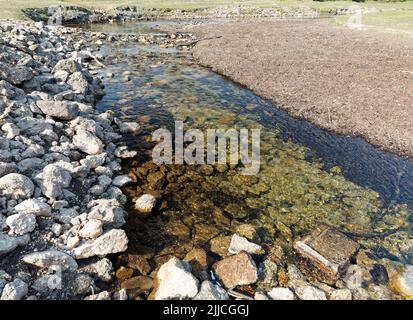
167,19,413,159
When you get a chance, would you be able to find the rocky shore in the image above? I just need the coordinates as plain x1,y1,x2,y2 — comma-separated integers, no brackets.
121,222,413,301
22,4,320,25
1,19,412,301
0,21,141,300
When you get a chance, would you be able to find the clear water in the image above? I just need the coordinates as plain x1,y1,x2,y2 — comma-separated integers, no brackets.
86,21,413,269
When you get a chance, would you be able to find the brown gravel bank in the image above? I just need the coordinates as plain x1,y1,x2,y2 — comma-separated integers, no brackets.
171,19,413,158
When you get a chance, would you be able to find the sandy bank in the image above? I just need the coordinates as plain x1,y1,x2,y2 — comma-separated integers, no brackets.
172,19,413,159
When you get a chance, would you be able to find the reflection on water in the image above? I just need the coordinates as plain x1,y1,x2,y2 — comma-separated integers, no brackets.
90,23,413,276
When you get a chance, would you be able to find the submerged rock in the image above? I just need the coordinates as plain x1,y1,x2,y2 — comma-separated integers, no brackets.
121,276,153,297
294,224,360,284
184,248,208,280
388,263,413,299
119,122,141,134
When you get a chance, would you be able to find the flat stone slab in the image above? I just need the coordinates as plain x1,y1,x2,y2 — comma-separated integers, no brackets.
212,252,258,289
294,224,360,284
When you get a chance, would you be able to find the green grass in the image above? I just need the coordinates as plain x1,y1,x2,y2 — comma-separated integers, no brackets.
0,0,262,20
333,8,413,35
0,0,412,34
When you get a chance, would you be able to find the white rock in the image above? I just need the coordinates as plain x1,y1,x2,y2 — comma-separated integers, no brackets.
114,146,137,159
50,223,62,237
228,234,263,255
36,100,79,120
0,173,34,199
80,153,106,169
194,281,229,300
267,287,295,300
0,234,30,256
254,291,270,300
6,213,36,235
1,123,20,139
391,264,413,299
0,279,28,300
67,236,80,249
79,219,103,239
14,199,52,217
22,249,78,271
95,166,113,176
88,200,125,228
52,58,80,74
35,164,71,200
329,289,353,300
73,229,128,259
84,291,111,300
119,122,141,134
294,286,327,300
134,194,156,214
152,257,199,300
83,258,114,282
112,175,133,187
73,129,103,155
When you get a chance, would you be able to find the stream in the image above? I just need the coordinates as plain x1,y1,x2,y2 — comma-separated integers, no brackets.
83,20,412,297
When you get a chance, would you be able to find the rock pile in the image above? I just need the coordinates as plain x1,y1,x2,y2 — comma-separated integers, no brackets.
143,225,413,300
21,5,320,25
0,21,140,300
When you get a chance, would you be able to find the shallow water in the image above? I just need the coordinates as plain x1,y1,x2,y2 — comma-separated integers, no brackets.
86,22,413,278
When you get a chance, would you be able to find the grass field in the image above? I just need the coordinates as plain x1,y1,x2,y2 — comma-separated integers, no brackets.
0,0,412,33
334,9,413,33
